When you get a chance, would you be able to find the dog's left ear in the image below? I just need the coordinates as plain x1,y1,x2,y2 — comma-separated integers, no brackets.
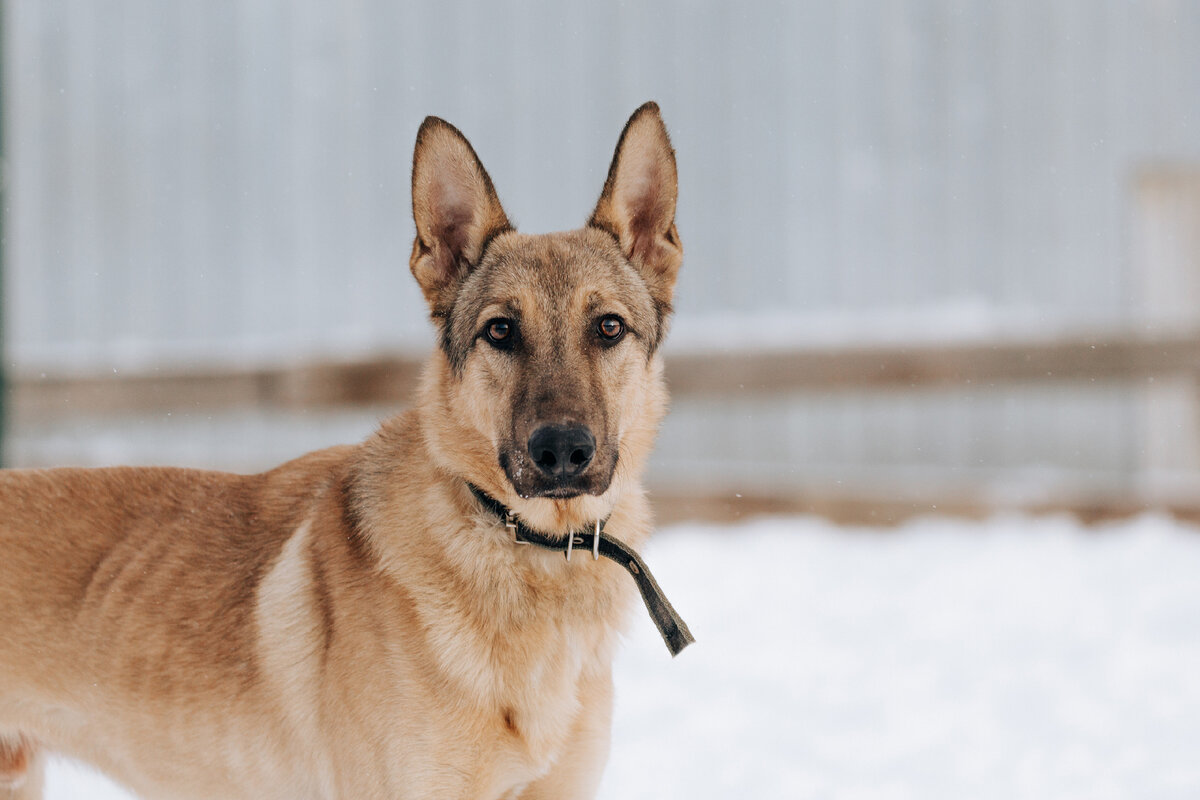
411,116,512,311
589,102,682,309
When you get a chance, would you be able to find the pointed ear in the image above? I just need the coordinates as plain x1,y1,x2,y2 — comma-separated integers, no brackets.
589,102,682,309
410,116,512,311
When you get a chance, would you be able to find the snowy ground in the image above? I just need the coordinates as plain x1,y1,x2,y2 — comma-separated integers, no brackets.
45,513,1200,799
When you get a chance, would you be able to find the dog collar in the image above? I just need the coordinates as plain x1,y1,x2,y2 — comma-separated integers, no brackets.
467,484,694,657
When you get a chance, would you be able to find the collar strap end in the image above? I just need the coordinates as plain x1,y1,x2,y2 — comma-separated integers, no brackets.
469,484,694,656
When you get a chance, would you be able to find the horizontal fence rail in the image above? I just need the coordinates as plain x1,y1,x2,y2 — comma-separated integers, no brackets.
13,329,1200,524
14,329,1200,418
665,331,1200,396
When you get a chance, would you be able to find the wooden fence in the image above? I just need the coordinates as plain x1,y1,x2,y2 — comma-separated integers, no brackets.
12,327,1200,524
7,1,1200,523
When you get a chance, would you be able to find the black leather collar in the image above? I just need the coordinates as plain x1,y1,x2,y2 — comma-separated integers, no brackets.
468,484,694,657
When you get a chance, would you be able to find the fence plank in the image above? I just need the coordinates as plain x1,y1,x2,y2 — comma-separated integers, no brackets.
12,331,1200,420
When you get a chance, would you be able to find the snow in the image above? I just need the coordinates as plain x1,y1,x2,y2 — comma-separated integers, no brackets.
45,513,1200,799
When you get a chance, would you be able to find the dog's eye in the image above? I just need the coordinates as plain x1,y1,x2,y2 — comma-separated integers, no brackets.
485,318,514,347
597,315,625,342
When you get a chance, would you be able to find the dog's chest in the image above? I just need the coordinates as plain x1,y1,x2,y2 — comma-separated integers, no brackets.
481,643,606,795
447,568,615,772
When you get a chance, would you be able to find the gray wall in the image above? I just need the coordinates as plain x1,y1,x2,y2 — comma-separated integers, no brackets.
6,1,1200,495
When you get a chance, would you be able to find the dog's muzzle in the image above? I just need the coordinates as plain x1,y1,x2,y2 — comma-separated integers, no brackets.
528,423,595,480
502,423,614,498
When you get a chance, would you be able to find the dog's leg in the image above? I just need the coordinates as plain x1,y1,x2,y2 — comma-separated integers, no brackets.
519,670,614,800
0,735,43,800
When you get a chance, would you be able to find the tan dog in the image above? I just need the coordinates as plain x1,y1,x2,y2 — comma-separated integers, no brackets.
0,103,689,799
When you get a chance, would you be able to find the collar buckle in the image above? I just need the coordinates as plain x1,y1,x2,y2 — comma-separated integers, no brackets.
505,512,529,545
467,482,693,656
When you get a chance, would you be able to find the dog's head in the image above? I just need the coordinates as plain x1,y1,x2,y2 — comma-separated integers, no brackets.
409,103,681,528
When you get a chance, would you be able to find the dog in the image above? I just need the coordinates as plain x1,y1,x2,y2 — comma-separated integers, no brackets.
0,102,690,800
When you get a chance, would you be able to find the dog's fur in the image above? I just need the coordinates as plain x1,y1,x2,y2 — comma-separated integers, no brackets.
0,103,682,799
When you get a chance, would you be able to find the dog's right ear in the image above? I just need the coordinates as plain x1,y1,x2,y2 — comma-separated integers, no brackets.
410,117,511,311
589,102,682,312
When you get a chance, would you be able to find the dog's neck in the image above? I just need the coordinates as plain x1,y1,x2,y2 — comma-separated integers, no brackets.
466,483,693,657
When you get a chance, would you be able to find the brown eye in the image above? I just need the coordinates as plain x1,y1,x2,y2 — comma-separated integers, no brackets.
598,315,624,342
485,318,514,347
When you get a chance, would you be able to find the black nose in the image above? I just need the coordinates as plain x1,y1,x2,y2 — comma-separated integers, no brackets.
528,424,596,478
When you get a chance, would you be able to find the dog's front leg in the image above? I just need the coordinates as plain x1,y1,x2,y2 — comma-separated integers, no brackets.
519,669,614,800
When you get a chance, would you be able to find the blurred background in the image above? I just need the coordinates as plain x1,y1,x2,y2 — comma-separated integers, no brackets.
4,0,1200,522
7,4,1200,799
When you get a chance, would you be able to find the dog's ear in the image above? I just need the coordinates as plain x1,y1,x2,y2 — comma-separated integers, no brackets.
589,102,682,308
410,117,512,310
